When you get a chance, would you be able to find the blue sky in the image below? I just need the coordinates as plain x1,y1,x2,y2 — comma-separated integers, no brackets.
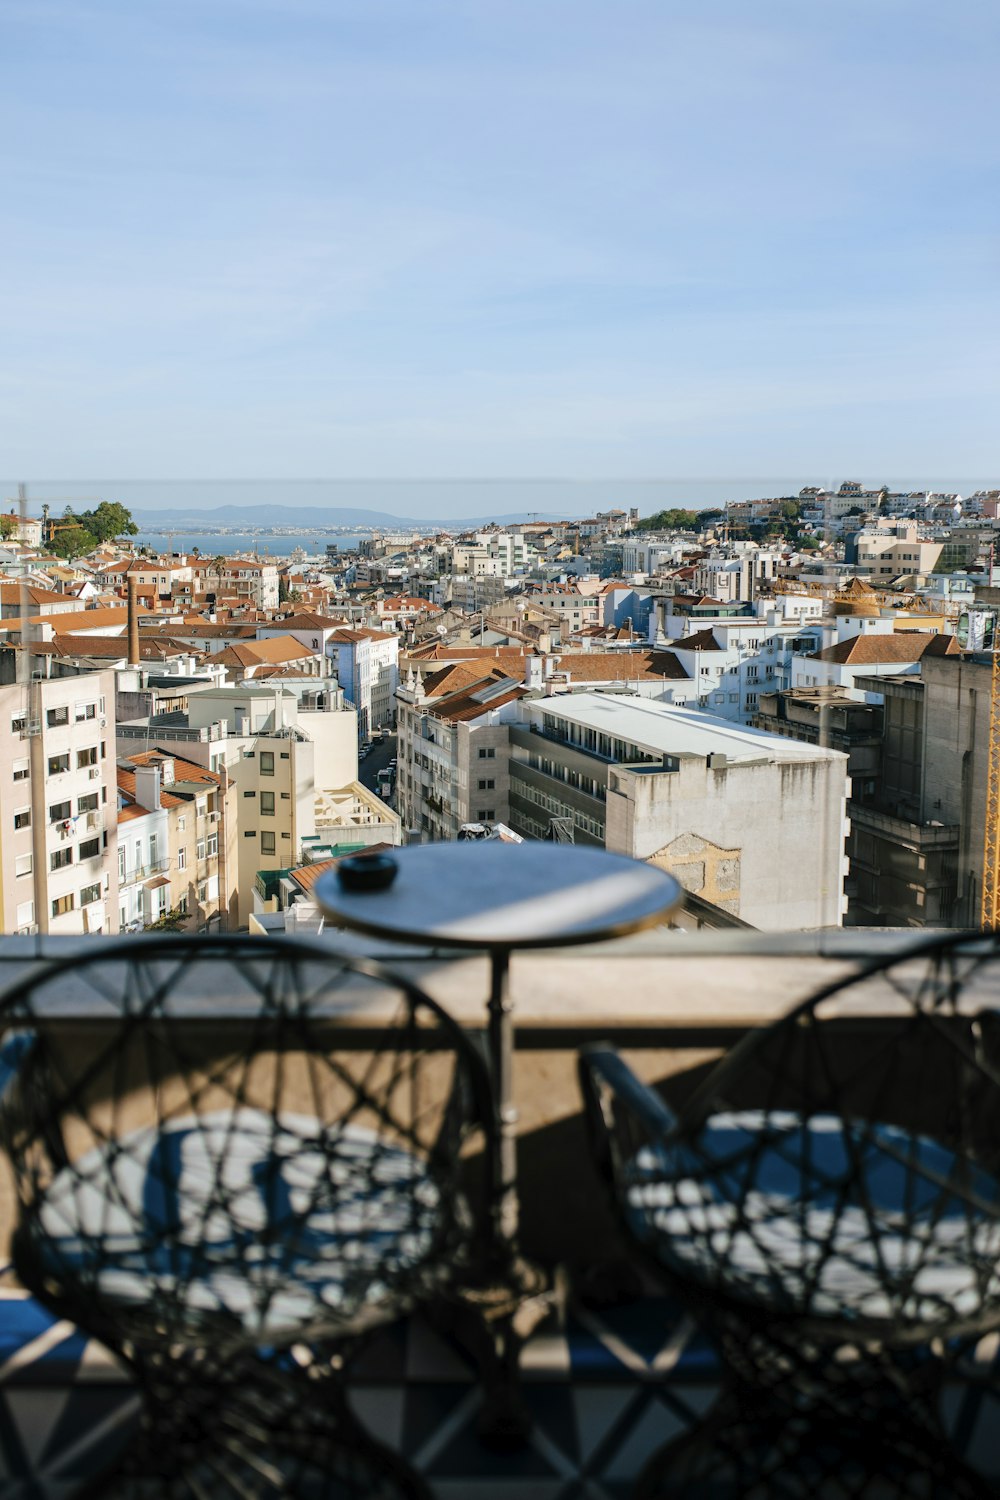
2,0,998,495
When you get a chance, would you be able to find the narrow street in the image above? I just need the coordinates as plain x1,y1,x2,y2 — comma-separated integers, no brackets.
358,733,397,798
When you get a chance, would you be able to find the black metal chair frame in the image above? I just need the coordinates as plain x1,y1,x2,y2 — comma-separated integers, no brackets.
579,930,1000,1496
0,933,498,1499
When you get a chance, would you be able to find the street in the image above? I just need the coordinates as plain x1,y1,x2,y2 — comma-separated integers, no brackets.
358,733,397,798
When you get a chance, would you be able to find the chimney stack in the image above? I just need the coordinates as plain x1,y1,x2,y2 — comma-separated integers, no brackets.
127,573,140,666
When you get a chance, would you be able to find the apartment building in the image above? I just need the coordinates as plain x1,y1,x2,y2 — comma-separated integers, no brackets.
395,670,528,841
507,693,848,929
116,751,237,931
851,523,943,580
0,672,119,935
325,627,399,737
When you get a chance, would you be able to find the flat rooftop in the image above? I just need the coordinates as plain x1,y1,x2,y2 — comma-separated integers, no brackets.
530,692,844,764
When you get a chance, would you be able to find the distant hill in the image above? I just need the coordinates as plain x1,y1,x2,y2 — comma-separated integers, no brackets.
130,503,567,529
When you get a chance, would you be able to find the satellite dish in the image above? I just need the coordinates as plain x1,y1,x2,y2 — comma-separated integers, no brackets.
436,623,448,637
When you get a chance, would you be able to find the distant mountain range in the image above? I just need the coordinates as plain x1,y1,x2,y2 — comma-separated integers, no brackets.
131,503,569,529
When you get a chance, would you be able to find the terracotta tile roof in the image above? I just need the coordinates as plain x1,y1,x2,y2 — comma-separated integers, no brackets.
422,661,509,697
1,604,152,635
215,637,319,669
267,612,347,630
549,650,689,682
116,767,186,810
328,626,397,643
809,632,957,665
669,628,725,652
428,677,529,723
0,584,72,606
50,634,198,660
289,846,395,894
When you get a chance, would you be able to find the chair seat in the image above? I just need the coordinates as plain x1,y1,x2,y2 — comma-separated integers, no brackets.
34,1109,446,1342
626,1110,1000,1331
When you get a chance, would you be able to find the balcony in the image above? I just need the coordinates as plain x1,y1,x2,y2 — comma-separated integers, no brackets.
0,926,998,1495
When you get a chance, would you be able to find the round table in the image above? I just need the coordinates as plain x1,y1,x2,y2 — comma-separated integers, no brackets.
315,843,682,1248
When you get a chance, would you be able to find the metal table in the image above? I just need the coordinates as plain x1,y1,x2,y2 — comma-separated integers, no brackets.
315,843,682,1250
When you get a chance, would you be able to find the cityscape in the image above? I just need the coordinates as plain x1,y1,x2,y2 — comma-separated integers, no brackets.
4,0,1000,1493
0,479,995,939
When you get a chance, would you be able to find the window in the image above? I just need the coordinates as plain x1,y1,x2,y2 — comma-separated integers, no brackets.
48,753,70,775
149,833,158,864
178,815,186,831
75,703,96,721
51,848,73,871
79,882,101,906
477,747,496,759
79,837,100,860
13,808,30,830
281,790,290,799
11,712,26,734
118,847,126,881
177,894,189,915
15,853,32,878
46,706,69,728
178,847,187,870
196,839,206,860
77,792,98,814
243,789,256,798
261,831,276,855
477,778,495,791
16,900,34,930
77,746,98,768
280,751,289,760
244,830,257,838
207,834,218,857
259,751,274,776
477,809,495,821
260,791,275,816
51,894,74,918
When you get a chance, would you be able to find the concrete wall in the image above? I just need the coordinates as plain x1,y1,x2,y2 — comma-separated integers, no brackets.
921,654,991,925
606,754,849,930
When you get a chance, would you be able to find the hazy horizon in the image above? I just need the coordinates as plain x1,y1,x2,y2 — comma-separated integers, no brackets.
2,476,993,523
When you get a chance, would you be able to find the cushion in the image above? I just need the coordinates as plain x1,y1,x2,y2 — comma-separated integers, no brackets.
626,1110,1000,1329
33,1109,444,1342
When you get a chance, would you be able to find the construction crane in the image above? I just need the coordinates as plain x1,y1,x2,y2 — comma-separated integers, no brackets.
982,620,1000,930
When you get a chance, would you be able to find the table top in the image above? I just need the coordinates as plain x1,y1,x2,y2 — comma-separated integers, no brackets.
313,843,683,951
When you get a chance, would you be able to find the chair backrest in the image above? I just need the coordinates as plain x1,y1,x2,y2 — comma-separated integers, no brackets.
0,935,493,1352
581,932,1000,1344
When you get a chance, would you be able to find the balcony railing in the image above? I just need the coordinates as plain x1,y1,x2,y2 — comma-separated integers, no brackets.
0,927,996,1496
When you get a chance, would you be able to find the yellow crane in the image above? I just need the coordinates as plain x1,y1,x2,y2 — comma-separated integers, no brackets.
982,641,1000,929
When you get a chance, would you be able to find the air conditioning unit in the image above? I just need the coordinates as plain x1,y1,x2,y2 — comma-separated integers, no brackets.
100,718,107,728
88,767,101,780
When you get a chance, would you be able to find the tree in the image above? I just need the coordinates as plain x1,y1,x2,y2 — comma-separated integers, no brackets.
0,514,17,541
635,508,701,531
50,525,97,560
80,501,138,543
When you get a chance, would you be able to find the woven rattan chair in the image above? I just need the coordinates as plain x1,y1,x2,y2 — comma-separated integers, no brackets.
579,931,1000,1497
0,935,494,1499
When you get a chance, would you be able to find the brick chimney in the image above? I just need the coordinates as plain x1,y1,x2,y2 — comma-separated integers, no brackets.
127,573,140,666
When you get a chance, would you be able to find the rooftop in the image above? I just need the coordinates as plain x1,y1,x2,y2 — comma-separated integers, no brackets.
530,692,844,763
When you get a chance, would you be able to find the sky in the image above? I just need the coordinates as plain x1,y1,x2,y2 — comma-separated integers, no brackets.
2,0,999,507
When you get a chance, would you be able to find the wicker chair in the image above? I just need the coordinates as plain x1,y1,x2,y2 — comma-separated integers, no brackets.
579,931,1000,1497
0,935,494,1499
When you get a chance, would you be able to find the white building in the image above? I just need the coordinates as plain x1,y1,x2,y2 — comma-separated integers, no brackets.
325,627,400,737
0,672,119,935
508,693,849,929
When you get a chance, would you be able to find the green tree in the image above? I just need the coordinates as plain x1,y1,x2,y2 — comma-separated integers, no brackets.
79,501,138,543
635,508,701,531
146,906,188,933
51,525,97,560
0,514,17,541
